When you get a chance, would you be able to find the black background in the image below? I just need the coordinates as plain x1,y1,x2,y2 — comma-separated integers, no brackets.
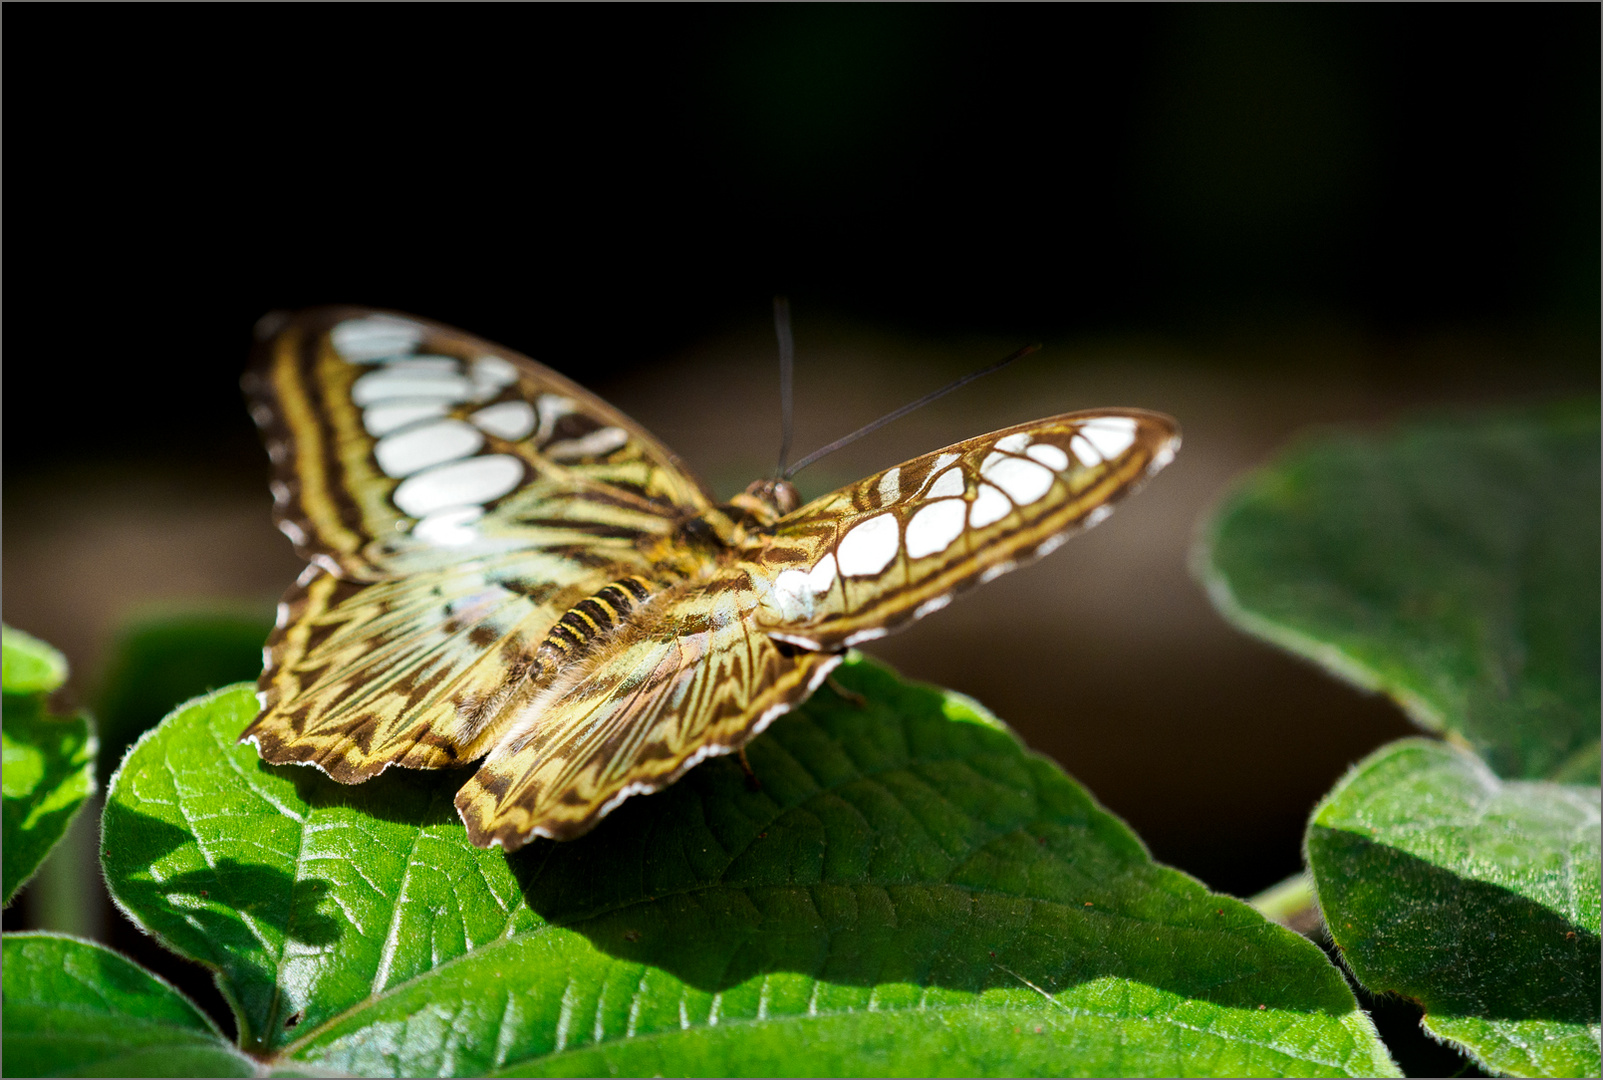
6,4,1597,477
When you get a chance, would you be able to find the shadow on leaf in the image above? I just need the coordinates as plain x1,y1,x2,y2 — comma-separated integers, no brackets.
493,662,1355,1018
1313,824,1601,1026
102,800,340,953
3,693,95,902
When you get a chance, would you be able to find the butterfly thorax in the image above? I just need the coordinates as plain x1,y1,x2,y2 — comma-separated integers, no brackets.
727,478,801,526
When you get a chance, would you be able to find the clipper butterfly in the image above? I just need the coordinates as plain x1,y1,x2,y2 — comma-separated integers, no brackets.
241,308,1180,849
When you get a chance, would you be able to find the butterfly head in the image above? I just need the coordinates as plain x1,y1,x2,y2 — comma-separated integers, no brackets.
728,478,802,526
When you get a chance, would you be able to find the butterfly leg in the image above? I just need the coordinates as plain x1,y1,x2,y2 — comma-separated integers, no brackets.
827,675,867,707
737,747,762,791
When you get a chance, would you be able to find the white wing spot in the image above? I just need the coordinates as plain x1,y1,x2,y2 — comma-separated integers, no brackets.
928,452,960,474
412,505,485,546
876,467,901,506
470,355,520,401
995,432,1032,453
546,426,629,461
377,356,459,373
771,569,812,622
351,369,474,406
806,554,838,595
1079,417,1137,460
331,316,423,361
905,499,967,558
1149,439,1179,472
913,594,953,619
374,419,485,478
470,400,537,441
392,454,524,518
536,395,577,441
363,400,452,437
836,513,900,576
969,483,1012,527
925,467,964,499
1070,433,1101,466
1026,443,1070,471
982,455,1054,506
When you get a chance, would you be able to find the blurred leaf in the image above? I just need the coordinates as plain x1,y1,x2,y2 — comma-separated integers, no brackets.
3,629,97,906
3,625,69,696
103,657,1397,1078
94,608,273,785
1196,399,1601,781
1308,739,1600,1078
1,931,254,1078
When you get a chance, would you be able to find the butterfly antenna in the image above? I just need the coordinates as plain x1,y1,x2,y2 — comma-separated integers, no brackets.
774,296,796,478
783,342,1041,480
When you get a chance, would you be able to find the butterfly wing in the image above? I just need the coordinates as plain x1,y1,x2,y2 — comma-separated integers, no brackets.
453,409,1179,848
454,576,840,847
244,307,715,579
750,409,1181,650
242,307,718,781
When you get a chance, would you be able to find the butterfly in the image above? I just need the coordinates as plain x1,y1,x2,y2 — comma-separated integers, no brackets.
240,307,1180,850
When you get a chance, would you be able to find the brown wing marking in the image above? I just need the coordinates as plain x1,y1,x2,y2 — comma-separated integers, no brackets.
751,409,1180,650
244,306,716,579
454,574,841,848
244,551,633,782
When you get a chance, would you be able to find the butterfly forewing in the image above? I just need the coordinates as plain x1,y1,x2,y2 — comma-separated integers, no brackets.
244,308,720,783
750,410,1180,650
244,307,715,578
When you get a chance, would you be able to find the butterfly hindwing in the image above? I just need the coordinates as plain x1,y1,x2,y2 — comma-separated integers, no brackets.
750,409,1180,650
454,575,841,845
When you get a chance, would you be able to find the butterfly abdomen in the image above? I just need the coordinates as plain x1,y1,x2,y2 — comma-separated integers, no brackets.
539,576,656,662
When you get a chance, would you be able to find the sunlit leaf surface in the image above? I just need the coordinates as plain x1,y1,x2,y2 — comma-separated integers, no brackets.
1,932,253,1078
2,625,69,697
3,628,96,905
103,657,1395,1077
1309,739,1601,1078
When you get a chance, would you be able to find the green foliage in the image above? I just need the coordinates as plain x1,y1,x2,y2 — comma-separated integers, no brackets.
1197,398,1600,782
2,933,253,1078
1310,739,1601,1079
2,626,97,905
94,609,273,784
99,658,1395,1078
1199,399,1603,1077
3,625,69,696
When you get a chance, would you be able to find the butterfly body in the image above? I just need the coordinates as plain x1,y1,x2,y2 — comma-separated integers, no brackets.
243,308,1179,848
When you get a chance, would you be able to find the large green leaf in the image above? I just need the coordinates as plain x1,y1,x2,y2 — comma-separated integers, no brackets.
103,657,1396,1077
1308,739,1601,1078
1,932,255,1078
3,629,97,905
1197,399,1600,782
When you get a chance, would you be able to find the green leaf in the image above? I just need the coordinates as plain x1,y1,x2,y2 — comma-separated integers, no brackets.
103,657,1396,1078
3,625,69,696
1308,738,1601,1078
2,931,256,1077
3,631,97,906
1196,399,1601,781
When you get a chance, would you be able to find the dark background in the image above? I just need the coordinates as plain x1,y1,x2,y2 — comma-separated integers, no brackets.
6,4,1596,476
3,11,1597,1060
